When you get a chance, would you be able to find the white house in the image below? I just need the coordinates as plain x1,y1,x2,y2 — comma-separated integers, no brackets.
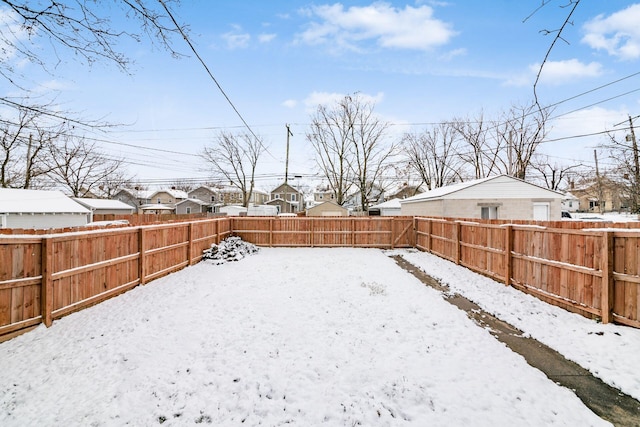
369,198,402,216
0,189,91,229
561,192,580,213
73,198,136,217
399,175,564,221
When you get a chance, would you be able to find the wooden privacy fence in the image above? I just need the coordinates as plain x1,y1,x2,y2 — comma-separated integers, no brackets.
415,217,640,329
2,215,640,342
231,216,416,248
0,218,232,341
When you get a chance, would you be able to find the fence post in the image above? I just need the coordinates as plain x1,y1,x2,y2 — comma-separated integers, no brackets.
311,218,314,248
505,225,513,287
351,218,355,247
138,227,147,285
426,219,432,252
187,222,194,266
455,221,462,265
390,217,395,249
269,218,273,247
41,237,53,327
601,230,614,324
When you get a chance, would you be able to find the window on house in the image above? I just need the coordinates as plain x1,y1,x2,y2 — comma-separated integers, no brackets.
291,194,297,202
186,207,191,214
157,198,161,204
319,194,323,199
211,195,215,202
481,206,498,219
275,194,281,199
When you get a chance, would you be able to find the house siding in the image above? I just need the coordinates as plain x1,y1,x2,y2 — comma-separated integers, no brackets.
4,213,89,229
306,202,348,217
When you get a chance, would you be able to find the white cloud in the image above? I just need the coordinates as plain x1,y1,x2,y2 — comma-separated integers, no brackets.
439,47,466,61
582,4,640,60
222,27,251,49
503,59,602,87
282,99,297,108
296,2,456,52
258,33,277,43
531,59,603,85
303,91,385,111
544,106,631,162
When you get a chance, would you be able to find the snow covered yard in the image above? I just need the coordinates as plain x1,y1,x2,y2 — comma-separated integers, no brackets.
1,247,635,426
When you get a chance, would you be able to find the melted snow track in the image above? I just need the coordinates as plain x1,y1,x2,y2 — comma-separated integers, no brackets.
391,255,640,427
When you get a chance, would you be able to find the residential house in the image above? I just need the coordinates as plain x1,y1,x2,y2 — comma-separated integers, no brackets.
400,175,564,221
175,198,209,215
149,189,188,207
569,178,629,212
385,183,424,200
306,201,349,217
0,188,91,229
113,188,154,210
73,198,136,217
313,185,337,203
267,182,304,214
561,192,580,213
369,198,402,216
344,183,385,212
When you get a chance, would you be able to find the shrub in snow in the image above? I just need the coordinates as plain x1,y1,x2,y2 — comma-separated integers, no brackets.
202,236,259,264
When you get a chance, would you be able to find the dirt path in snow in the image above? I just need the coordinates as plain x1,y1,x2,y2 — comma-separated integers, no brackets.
391,255,640,427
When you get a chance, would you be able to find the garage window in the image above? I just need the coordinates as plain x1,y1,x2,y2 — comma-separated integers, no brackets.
481,206,498,219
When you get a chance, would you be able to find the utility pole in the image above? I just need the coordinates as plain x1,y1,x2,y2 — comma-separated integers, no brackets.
628,115,640,213
284,124,293,184
594,149,605,214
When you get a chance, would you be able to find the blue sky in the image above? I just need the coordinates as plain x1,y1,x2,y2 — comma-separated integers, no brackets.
6,1,640,188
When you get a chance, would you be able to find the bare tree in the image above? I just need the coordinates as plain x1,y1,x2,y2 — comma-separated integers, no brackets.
601,124,640,213
201,131,266,208
402,122,464,190
496,103,551,180
306,101,354,206
46,136,124,197
1,104,66,188
0,0,186,136
529,155,583,191
307,94,395,211
451,112,501,179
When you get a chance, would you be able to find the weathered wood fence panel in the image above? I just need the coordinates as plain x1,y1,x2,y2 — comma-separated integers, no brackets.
232,217,415,248
0,218,230,341
414,217,640,328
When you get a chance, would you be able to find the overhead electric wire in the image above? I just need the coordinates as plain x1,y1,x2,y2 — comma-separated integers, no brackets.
156,0,278,162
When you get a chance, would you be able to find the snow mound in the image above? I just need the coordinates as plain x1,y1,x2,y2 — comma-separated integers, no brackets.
202,236,259,264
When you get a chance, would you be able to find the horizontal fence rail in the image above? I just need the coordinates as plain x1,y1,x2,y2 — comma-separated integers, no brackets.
1,215,639,342
0,218,232,341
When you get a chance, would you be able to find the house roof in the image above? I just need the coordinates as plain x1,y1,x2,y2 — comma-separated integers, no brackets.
307,201,347,211
370,198,402,209
73,198,136,211
400,175,563,204
116,188,154,199
150,189,189,199
0,189,91,214
176,198,210,206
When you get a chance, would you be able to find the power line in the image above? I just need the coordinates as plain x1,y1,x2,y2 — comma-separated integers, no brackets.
156,0,278,162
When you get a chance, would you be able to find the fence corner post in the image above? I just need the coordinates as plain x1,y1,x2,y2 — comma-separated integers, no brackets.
41,236,53,327
505,225,513,287
601,230,614,324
